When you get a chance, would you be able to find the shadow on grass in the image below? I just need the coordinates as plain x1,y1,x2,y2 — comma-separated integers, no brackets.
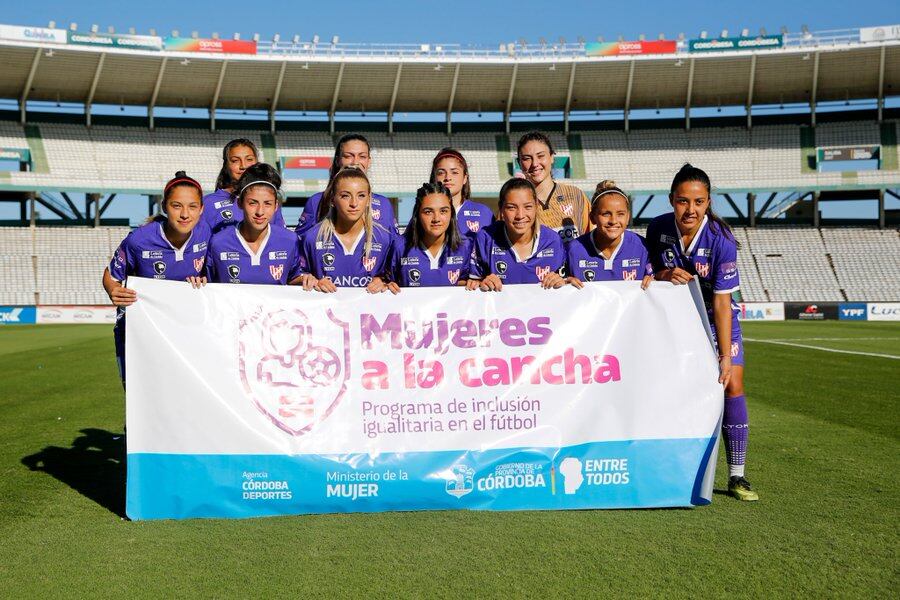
21,428,126,518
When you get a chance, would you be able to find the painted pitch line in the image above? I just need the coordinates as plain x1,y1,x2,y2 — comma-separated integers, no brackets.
744,338,900,360
760,337,900,342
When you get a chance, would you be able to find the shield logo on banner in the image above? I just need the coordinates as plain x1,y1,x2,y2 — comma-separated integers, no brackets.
695,262,710,277
466,220,480,233
447,269,460,285
193,257,205,273
535,266,551,281
238,307,351,436
270,264,284,281
362,256,377,272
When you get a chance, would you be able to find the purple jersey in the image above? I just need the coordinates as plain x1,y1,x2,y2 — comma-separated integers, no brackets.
566,230,653,283
456,200,495,238
201,188,286,231
296,191,396,237
393,237,471,287
469,222,565,284
109,219,210,282
206,223,302,285
300,223,395,288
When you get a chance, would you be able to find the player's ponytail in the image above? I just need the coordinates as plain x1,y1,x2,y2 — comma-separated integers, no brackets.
215,138,260,191
669,163,735,242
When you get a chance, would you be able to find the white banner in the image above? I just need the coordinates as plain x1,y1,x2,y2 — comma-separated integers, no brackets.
125,277,723,520
860,25,900,42
36,305,116,324
738,302,785,321
0,24,67,44
867,302,900,321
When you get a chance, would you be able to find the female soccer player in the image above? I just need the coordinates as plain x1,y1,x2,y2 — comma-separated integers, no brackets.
201,138,285,230
516,131,590,244
646,163,758,502
299,167,395,293
467,178,566,291
205,163,303,285
387,181,471,289
566,180,653,289
102,171,210,385
295,134,396,237
430,148,494,237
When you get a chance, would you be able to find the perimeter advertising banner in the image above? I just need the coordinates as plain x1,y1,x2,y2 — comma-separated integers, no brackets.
67,31,162,51
738,302,784,321
860,25,900,42
785,302,840,321
125,278,723,520
36,305,116,324
0,24,67,45
0,306,36,325
688,35,783,52
585,40,677,56
164,36,257,54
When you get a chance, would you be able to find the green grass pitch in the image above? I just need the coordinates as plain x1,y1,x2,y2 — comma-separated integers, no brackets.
0,322,897,597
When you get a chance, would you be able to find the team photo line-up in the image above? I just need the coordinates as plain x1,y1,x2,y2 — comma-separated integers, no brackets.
101,131,758,503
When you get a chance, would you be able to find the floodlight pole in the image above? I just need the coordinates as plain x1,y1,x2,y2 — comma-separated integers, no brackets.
387,63,403,135
810,52,820,127
329,63,345,136
446,63,460,136
20,49,41,125
623,60,635,132
746,54,757,129
148,57,168,131
877,45,885,123
504,63,518,135
685,58,695,131
85,54,106,128
563,62,577,135
210,60,228,132
270,61,286,134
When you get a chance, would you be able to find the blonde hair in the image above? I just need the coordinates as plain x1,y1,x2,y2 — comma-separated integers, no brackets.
590,179,630,211
316,166,376,258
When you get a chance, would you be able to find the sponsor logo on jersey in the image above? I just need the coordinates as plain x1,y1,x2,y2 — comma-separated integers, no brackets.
228,264,241,279
362,256,377,272
153,261,166,275
695,261,710,277
584,269,596,281
696,248,711,257
622,269,637,281
142,250,164,259
447,269,461,285
220,252,241,260
446,255,464,265
400,256,418,266
192,242,207,253
622,258,642,267
536,249,555,258
214,200,233,209
408,268,421,283
535,266,551,281
270,264,284,280
496,260,508,275
269,251,288,260
661,234,678,245
466,220,481,233
491,246,506,255
193,257,205,272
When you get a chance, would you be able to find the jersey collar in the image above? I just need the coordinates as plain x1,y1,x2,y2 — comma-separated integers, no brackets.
676,214,708,258
235,222,271,266
157,222,193,262
503,225,540,263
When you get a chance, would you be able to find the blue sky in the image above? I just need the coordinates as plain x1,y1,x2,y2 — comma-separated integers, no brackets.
3,0,897,45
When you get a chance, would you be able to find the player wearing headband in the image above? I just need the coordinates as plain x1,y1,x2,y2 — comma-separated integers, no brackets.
102,171,210,386
201,138,285,230
295,134,396,237
516,131,590,244
384,181,471,289
205,163,302,285
646,163,757,502
566,180,653,289
467,178,566,291
430,148,494,237
299,167,395,293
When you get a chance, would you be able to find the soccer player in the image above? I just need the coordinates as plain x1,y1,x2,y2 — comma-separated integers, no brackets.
295,134,396,237
387,181,471,289
102,171,210,385
566,180,653,289
298,167,395,293
201,138,285,230
516,131,590,244
466,178,566,291
205,163,303,285
430,148,494,237
646,163,758,502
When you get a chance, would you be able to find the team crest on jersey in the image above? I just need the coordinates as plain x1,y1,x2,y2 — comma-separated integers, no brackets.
695,261,710,277
584,269,596,281
323,253,335,267
228,264,241,279
193,257,205,272
270,264,284,281
730,342,740,358
362,256,377,272
409,268,421,283
495,260,508,275
238,308,350,436
466,220,481,233
221,209,233,220
664,249,676,267
561,203,574,217
535,266,551,281
622,269,637,281
447,269,460,285
153,261,166,275
372,208,381,221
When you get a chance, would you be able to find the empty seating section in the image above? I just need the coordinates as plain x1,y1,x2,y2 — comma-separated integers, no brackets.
1,225,896,305
0,119,895,193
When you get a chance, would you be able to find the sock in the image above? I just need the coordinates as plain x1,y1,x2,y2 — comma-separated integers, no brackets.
722,395,749,478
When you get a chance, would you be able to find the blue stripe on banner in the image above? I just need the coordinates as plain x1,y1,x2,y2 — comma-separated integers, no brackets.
127,437,716,520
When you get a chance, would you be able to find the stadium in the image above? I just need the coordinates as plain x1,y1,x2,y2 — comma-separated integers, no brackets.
1,8,897,597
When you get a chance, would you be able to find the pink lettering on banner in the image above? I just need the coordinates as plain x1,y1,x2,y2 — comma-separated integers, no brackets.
458,350,621,388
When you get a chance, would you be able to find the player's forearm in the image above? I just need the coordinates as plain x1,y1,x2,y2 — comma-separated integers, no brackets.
713,293,732,357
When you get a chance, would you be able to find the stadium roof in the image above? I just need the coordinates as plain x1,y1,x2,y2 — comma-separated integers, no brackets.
0,24,898,132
